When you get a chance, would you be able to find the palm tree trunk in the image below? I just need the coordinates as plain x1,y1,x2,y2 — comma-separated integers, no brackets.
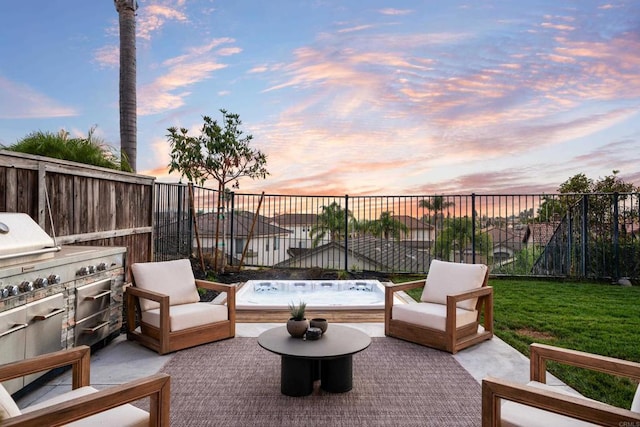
115,0,137,172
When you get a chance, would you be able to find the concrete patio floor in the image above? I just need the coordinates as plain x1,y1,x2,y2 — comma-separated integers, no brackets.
15,323,573,410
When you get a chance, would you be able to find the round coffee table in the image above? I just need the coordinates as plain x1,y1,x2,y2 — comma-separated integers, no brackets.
258,324,371,396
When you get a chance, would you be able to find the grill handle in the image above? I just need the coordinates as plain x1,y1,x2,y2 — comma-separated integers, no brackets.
33,308,66,321
85,290,111,301
83,321,109,334
0,323,28,338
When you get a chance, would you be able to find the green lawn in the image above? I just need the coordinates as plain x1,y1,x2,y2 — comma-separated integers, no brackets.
404,278,640,409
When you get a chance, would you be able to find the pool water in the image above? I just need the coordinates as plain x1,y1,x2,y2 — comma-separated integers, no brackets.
236,279,387,310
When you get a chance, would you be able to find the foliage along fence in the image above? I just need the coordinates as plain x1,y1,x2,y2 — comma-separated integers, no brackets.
0,150,155,272
154,182,640,282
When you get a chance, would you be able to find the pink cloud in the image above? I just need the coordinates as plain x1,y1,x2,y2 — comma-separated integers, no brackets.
378,8,413,16
248,65,269,73
138,4,188,41
138,39,239,115
0,77,78,119
337,25,374,34
93,45,119,69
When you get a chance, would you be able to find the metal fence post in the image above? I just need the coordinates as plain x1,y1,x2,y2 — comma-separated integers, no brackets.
567,209,572,276
471,193,476,264
613,192,620,281
229,192,235,267
344,194,349,271
177,184,184,255
581,195,588,277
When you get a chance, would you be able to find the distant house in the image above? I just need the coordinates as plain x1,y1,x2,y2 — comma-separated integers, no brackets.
270,213,322,249
451,249,487,265
275,236,431,272
391,215,434,242
485,226,526,264
449,226,526,266
195,211,292,266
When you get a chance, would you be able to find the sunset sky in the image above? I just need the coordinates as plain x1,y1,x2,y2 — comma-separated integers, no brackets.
1,1,639,196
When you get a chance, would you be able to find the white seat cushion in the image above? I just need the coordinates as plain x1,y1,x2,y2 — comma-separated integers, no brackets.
500,381,600,427
20,385,149,427
142,302,228,331
0,383,21,419
632,384,640,412
392,302,478,331
131,259,200,312
420,259,488,311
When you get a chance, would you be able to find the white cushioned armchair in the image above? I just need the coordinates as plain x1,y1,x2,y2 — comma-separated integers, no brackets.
0,346,170,426
126,258,236,355
385,259,492,354
482,343,640,426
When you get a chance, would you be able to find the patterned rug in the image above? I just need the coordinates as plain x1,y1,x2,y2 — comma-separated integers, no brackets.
154,337,481,426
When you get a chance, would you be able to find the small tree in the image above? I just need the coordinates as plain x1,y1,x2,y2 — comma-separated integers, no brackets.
419,195,454,228
310,202,352,247
358,211,408,241
167,110,269,270
435,216,491,262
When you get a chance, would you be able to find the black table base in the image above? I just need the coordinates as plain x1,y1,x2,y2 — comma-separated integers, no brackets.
281,355,353,396
321,356,353,393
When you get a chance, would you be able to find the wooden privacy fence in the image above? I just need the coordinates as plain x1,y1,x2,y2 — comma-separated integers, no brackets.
0,150,155,271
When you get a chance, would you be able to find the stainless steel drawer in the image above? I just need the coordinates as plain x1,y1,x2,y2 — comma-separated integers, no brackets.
74,309,110,347
0,306,27,394
25,294,65,386
75,278,112,321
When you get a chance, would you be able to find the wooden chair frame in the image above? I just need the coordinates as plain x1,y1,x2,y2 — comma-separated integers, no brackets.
0,346,170,427
482,343,640,426
126,276,236,355
384,269,493,354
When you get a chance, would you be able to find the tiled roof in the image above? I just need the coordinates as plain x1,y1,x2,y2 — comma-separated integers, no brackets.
196,211,292,237
276,236,431,271
391,215,434,230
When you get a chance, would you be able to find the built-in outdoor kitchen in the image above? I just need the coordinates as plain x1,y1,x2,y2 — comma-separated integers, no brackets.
0,213,126,395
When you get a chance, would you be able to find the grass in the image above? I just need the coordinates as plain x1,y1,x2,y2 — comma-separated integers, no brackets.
404,278,640,409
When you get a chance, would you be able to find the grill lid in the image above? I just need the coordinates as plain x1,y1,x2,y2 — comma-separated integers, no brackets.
0,213,59,265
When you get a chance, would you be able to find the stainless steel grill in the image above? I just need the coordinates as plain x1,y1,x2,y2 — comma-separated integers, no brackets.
0,213,126,394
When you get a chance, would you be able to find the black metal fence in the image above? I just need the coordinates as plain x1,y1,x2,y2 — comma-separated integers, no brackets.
154,183,640,281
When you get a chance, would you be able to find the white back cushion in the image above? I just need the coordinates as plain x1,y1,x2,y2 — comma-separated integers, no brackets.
0,383,21,419
420,259,488,311
131,259,200,312
632,384,640,413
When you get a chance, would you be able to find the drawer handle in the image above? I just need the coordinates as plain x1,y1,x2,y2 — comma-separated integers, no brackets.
86,290,111,300
83,321,109,334
0,323,28,338
33,308,66,321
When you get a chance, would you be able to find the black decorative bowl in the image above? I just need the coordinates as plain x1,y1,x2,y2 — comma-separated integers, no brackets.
305,327,323,340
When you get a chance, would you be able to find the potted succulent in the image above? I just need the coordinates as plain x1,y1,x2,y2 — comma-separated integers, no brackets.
286,300,309,338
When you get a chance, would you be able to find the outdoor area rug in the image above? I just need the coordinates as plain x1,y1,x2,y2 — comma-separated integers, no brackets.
150,337,481,426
